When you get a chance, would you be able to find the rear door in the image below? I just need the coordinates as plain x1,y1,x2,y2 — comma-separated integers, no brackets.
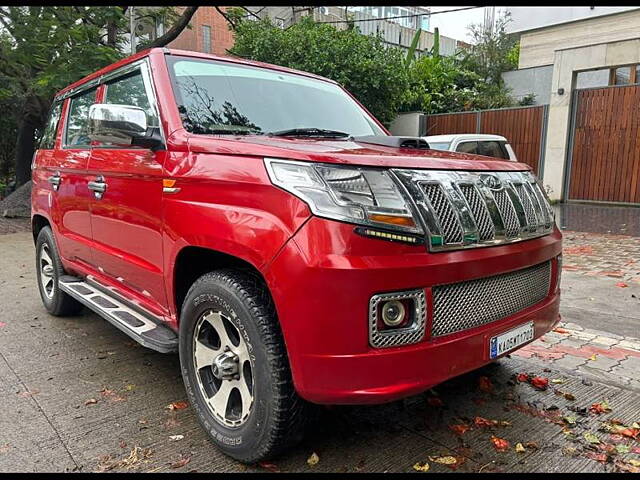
47,87,98,267
87,61,168,314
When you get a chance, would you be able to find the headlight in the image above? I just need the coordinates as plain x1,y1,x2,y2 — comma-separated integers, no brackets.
265,158,423,235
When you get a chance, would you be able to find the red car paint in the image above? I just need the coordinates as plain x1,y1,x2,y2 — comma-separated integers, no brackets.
32,48,561,404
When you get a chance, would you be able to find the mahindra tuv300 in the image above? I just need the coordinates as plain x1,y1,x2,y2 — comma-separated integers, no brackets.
31,48,562,462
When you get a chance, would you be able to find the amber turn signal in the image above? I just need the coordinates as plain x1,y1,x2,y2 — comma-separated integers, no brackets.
367,214,416,228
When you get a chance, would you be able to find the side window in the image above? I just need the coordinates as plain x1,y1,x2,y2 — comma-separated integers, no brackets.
456,141,478,154
104,70,159,127
64,88,98,148
39,102,62,150
478,141,508,159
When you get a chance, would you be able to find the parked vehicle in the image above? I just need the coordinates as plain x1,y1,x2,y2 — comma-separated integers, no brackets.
31,48,562,463
423,134,518,161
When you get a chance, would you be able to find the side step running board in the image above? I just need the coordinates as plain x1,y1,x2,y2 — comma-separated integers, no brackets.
59,275,178,353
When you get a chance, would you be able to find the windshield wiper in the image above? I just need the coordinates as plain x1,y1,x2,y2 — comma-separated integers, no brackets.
268,128,351,138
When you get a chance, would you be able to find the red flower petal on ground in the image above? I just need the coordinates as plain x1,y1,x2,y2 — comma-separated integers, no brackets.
616,282,629,288
530,376,549,390
478,376,493,393
553,327,570,334
589,402,611,414
490,435,510,451
450,424,471,435
516,373,529,382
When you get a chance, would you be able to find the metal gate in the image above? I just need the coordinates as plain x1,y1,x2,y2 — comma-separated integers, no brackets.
566,84,640,204
424,105,548,175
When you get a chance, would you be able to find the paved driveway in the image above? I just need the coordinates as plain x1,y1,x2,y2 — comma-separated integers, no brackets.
1,228,639,473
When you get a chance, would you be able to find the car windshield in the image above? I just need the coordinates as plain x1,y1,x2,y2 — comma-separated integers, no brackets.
166,57,385,137
427,142,451,151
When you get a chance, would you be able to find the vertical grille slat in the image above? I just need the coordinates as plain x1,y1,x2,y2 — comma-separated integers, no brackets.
459,184,495,241
514,183,538,232
391,169,555,252
421,183,464,244
492,190,520,238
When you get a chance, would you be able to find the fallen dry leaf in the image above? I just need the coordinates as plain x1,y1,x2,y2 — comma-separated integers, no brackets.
85,398,98,406
553,327,570,334
170,455,191,469
524,442,539,450
589,401,611,414
564,392,576,401
307,452,320,466
119,440,127,449
167,401,189,411
474,416,498,428
478,376,493,393
450,424,471,435
530,376,549,390
515,443,526,453
169,435,184,441
429,456,457,465
630,459,640,467
584,451,607,463
584,432,601,444
589,354,597,361
125,384,135,391
18,389,40,398
413,462,430,472
551,378,566,384
619,428,639,439
258,461,280,473
490,436,509,452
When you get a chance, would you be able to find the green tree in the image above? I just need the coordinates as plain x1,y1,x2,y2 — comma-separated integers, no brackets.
0,6,197,187
456,12,518,109
228,16,409,125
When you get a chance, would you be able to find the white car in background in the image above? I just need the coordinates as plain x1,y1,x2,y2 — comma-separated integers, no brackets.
423,134,518,162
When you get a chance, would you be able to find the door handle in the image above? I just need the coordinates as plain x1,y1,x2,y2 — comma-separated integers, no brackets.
88,176,107,199
47,172,61,191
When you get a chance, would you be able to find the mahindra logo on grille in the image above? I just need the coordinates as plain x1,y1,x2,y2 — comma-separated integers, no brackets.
480,174,503,191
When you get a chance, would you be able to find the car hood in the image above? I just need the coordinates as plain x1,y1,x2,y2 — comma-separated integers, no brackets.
187,134,530,172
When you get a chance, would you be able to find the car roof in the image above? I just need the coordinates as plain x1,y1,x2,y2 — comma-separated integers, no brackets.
423,134,508,142
55,47,337,99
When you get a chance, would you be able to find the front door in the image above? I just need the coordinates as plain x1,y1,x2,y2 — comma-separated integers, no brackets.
87,64,168,314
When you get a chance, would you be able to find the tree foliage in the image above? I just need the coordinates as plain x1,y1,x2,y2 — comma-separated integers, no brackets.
0,6,196,186
228,16,409,125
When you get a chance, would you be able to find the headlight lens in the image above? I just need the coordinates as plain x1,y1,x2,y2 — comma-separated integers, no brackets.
265,158,422,234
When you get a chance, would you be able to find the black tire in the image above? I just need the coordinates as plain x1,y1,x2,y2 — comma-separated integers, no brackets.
35,226,83,316
179,269,309,463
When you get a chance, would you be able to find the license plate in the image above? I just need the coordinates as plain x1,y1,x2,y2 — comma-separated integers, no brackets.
489,322,534,359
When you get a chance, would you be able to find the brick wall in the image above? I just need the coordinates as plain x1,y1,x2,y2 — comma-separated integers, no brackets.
168,7,235,56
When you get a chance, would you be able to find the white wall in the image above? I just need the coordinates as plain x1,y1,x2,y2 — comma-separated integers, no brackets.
506,6,639,34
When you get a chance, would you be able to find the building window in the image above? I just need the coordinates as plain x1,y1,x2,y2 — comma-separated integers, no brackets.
608,64,640,86
201,25,211,53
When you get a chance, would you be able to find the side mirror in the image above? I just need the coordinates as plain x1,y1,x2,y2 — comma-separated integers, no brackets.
88,104,164,150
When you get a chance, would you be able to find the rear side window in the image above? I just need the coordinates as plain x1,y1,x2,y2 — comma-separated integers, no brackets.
104,70,159,127
456,141,478,154
428,142,451,151
64,88,98,148
478,141,508,159
39,102,62,150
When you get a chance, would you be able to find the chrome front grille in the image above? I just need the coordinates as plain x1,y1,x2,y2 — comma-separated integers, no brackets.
393,169,555,251
431,261,552,337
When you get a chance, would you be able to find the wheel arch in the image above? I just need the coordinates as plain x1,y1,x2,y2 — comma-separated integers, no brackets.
32,214,51,244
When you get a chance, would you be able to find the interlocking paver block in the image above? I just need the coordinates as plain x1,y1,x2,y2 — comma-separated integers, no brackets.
591,336,619,347
618,340,640,352
582,355,619,371
553,355,588,370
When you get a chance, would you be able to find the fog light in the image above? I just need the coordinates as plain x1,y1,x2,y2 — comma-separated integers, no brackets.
381,300,406,327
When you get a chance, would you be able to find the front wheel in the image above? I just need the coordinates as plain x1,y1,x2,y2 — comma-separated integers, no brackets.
178,269,309,463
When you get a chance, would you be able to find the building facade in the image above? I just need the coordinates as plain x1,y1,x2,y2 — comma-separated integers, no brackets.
167,7,234,56
501,7,640,202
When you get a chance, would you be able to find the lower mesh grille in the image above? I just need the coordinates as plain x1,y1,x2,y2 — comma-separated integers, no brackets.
431,261,551,337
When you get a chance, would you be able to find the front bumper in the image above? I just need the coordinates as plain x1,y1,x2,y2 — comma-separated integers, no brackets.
265,217,562,405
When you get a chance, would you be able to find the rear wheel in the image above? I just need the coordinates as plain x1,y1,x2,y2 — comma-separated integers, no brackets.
35,226,83,316
179,269,309,463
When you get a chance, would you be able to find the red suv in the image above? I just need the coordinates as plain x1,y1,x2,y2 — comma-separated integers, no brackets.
31,48,562,462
